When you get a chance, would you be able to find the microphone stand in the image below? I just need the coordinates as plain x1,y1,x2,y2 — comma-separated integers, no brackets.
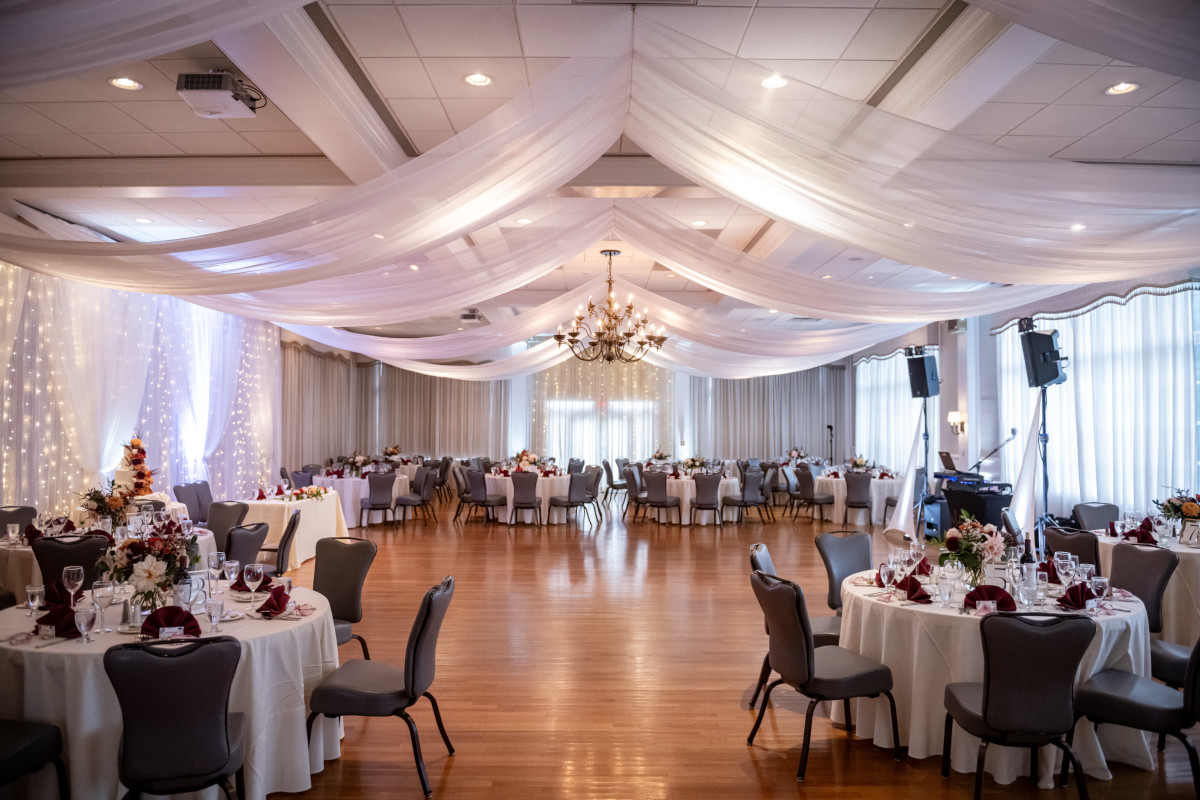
827,425,834,464
967,429,1018,474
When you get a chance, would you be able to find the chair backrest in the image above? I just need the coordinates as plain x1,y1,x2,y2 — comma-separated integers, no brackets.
736,460,750,482
0,505,37,533
1109,542,1178,633
511,470,539,504
584,466,602,500
643,470,669,503
275,510,301,576
467,470,487,502
567,472,590,504
405,576,455,699
224,522,269,568
133,498,165,513
302,464,323,475
33,535,110,590
979,613,1095,735
747,458,761,468
1073,502,1120,531
603,460,617,485
759,465,778,502
192,481,214,520
749,542,776,576
615,458,629,473
783,467,799,494
796,467,816,501
741,469,763,502
468,457,483,473
628,462,644,492
104,637,242,786
750,571,815,688
290,471,313,489
206,501,248,553
410,466,428,495
567,458,584,474
1043,527,1102,575
451,463,468,497
844,471,872,504
279,467,291,488
620,465,639,497
1000,507,1022,538
313,536,378,623
694,472,723,505
420,469,437,502
814,531,873,611
367,472,395,505
172,483,202,522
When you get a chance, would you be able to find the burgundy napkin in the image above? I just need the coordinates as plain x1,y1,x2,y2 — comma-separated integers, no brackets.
1108,521,1118,537
1124,526,1157,545
1057,583,1096,611
275,485,285,496
1037,560,1061,584
230,571,273,593
670,471,681,479
829,471,841,479
140,606,201,638
255,585,291,619
34,605,80,639
53,519,76,534
256,488,266,500
874,564,887,588
915,556,932,576
402,459,411,465
24,524,41,544
895,575,931,603
41,579,83,609
964,585,1016,612
335,470,344,478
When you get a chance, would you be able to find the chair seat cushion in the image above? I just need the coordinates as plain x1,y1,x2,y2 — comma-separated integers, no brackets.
0,720,62,785
480,495,507,506
804,645,892,700
810,615,841,648
310,660,414,718
333,619,353,645
649,497,681,507
548,496,581,506
393,494,423,506
1150,639,1190,687
609,480,628,489
812,494,835,503
944,683,1057,745
122,713,244,793
360,498,391,508
1076,668,1189,733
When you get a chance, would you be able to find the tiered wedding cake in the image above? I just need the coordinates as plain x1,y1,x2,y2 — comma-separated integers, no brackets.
114,436,154,497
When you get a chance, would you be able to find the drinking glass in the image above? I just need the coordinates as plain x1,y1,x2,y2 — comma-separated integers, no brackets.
1058,559,1076,587
1123,512,1138,533
943,556,963,589
25,584,44,617
1090,576,1110,603
1069,555,1080,583
205,598,225,633
208,551,226,594
182,520,194,537
92,580,114,633
174,579,194,611
1078,563,1096,586
62,565,84,597
97,517,112,536
5,523,18,546
1035,572,1049,607
937,576,955,607
878,563,896,600
243,563,264,605
224,559,240,592
74,603,96,644
1016,582,1037,608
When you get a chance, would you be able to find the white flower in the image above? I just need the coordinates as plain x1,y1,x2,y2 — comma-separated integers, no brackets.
131,556,167,593
528,453,538,461
982,532,1006,563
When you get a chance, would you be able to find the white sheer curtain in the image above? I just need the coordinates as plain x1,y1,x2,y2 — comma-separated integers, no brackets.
996,284,1197,517
0,264,27,361
280,342,358,471
854,352,940,473
530,358,673,467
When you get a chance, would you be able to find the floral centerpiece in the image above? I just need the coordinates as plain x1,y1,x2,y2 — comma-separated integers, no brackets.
682,456,705,471
80,481,134,526
287,486,329,501
1155,490,1200,521
788,447,807,461
939,512,1005,588
99,518,197,611
383,445,402,457
849,455,868,470
513,449,544,471
651,447,671,461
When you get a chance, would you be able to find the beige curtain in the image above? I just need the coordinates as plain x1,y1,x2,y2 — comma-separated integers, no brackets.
369,364,509,458
280,342,357,470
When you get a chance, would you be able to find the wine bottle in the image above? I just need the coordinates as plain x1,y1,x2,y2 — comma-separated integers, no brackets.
1020,538,1035,564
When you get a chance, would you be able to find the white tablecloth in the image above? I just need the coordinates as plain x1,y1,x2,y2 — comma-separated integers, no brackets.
485,474,571,524
0,587,341,800
313,475,410,528
243,494,349,570
0,543,38,593
837,571,1153,787
1096,532,1200,647
649,476,741,524
813,475,903,525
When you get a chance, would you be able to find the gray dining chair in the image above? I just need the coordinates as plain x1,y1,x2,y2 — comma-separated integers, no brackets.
313,536,378,660
32,535,109,592
0,506,36,537
643,471,681,524
583,466,604,520
0,719,68,800
192,481,214,523
549,472,592,525
395,469,438,524
260,509,300,579
360,473,396,527
450,465,472,521
509,471,541,525
279,467,291,490
104,636,245,799
813,531,873,646
172,483,202,522
748,570,904,782
567,458,584,474
620,465,648,521
464,470,506,523
223,523,269,570
843,472,872,525
943,613,1095,800
290,470,313,489
1044,527,1102,576
795,466,835,520
1072,502,1120,531
602,460,627,502
748,543,778,709
206,501,248,553
691,473,724,526
756,464,778,521
302,464,323,475
725,469,765,523
307,577,456,799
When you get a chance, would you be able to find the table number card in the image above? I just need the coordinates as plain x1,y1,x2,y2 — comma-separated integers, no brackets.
1181,520,1199,545
187,569,211,601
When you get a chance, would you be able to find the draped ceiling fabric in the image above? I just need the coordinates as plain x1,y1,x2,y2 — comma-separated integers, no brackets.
1,10,1197,378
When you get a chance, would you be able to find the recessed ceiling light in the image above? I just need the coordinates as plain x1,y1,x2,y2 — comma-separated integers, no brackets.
382,272,391,276
195,218,205,222
1070,223,1087,231
464,73,493,87
409,264,420,271
949,276,959,280
903,223,915,229
515,218,532,225
761,74,788,90
689,220,708,227
866,275,874,279
666,273,675,277
1105,81,1139,96
134,218,152,224
821,274,832,279
768,309,778,314
108,77,142,91
457,327,464,331
373,233,385,239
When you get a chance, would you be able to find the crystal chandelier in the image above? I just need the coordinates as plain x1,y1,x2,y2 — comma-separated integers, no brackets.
553,249,667,363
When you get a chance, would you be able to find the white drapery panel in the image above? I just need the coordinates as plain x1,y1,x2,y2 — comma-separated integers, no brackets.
530,358,673,467
996,284,1197,517
280,342,358,471
854,351,940,473
184,308,245,482
688,367,846,461
967,0,1200,81
0,263,27,363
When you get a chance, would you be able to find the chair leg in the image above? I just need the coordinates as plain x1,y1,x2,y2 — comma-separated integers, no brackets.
424,691,456,755
843,698,852,734
746,679,784,744
942,713,953,777
1170,731,1200,799
1030,746,1038,784
973,741,989,800
306,711,320,741
1160,731,1168,752
52,755,69,800
234,765,246,800
1060,724,1076,788
749,652,771,709
399,710,433,799
796,697,819,782
1050,738,1089,800
352,633,371,660
883,690,904,759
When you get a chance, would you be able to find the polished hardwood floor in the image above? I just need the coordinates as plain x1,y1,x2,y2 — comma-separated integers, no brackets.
281,496,1197,799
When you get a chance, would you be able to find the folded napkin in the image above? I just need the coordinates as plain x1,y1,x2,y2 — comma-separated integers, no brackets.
41,579,83,609
1058,582,1096,611
874,564,887,588
255,585,291,619
1124,526,1157,545
275,485,285,496
1037,560,1061,584
915,556,932,576
24,524,41,544
53,518,75,534
669,471,681,479
964,585,1016,612
828,471,841,479
500,469,510,477
334,470,344,478
895,575,931,603
230,571,273,593
1108,521,1119,536
140,606,201,638
34,604,81,639
256,488,267,500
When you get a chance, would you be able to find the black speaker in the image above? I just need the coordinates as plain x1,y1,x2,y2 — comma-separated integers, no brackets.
1019,329,1068,388
906,354,939,398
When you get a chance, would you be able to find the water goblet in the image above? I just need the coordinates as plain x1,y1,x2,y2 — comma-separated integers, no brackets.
1124,512,1138,534
1090,576,1109,605
1035,572,1049,607
937,575,955,607
878,563,896,601
92,580,114,633
1016,581,1037,608
205,598,225,634
224,559,240,593
208,551,226,595
97,517,113,536
73,602,96,644
62,565,84,598
1058,559,1076,587
1068,555,1080,583
243,563,264,605
25,584,44,617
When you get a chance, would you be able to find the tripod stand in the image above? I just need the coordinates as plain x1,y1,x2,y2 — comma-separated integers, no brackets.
907,397,931,541
1033,386,1055,553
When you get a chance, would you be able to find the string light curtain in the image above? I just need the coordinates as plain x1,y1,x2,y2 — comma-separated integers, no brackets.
854,352,940,473
995,284,1197,517
530,358,673,467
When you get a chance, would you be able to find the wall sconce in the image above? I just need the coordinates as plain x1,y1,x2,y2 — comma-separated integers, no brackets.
947,410,966,436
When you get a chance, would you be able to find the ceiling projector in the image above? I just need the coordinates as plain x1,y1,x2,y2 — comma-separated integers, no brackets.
176,72,260,119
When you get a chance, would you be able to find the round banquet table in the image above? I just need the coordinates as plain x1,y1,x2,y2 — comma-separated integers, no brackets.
0,587,341,800
813,475,903,525
313,474,410,528
0,542,39,594
485,473,571,524
836,571,1153,787
1096,531,1200,647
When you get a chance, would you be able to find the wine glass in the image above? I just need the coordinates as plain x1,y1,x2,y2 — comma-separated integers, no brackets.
25,584,44,617
243,563,264,605
208,551,226,595
92,580,114,633
1058,558,1076,587
879,563,896,600
73,602,96,644
205,598,225,633
224,559,240,594
62,566,84,599
1078,563,1096,586
1090,575,1109,605
174,579,194,612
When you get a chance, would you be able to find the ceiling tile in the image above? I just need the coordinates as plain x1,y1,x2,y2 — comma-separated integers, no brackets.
515,6,629,58
361,58,436,98
989,64,1101,104
636,7,754,54
842,9,937,61
407,130,455,152
1053,66,1182,106
399,5,521,57
257,196,321,213
79,133,186,156
820,60,892,101
1142,79,1200,109
1168,121,1200,140
420,58,527,99
739,8,871,60
4,134,108,157
112,100,229,132
1009,105,1128,137
1052,137,1158,160
1090,107,1200,139
0,137,37,157
954,102,1044,136
196,197,269,213
221,103,302,132
159,132,260,155
992,135,1081,157
388,98,452,130
874,0,945,7
31,102,149,134
1126,139,1200,162
329,5,417,58
440,98,508,131
2,77,109,104
524,58,568,86
0,105,70,136
1036,41,1113,66
746,59,837,86
217,212,279,226
240,131,323,154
